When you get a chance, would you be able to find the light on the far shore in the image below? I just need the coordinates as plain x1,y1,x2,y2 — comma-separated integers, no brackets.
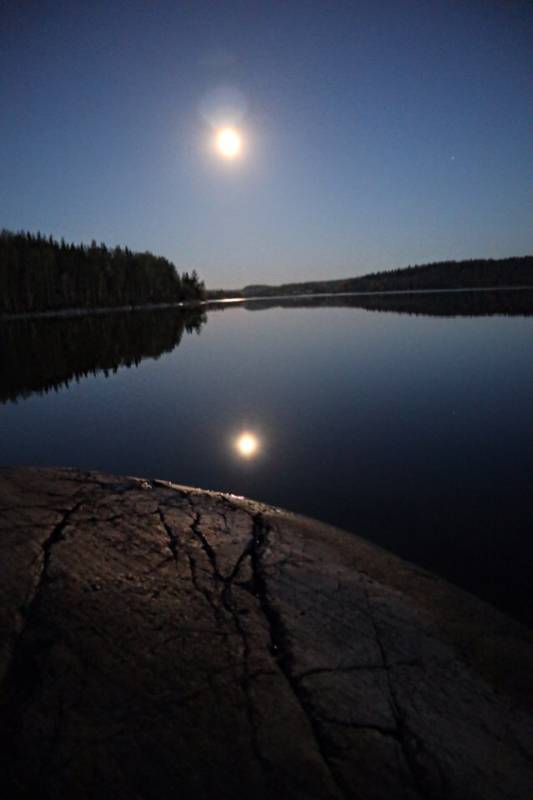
235,432,259,459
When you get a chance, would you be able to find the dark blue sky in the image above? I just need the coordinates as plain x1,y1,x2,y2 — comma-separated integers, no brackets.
1,0,531,288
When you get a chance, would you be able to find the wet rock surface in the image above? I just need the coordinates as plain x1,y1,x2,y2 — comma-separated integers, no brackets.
0,466,531,799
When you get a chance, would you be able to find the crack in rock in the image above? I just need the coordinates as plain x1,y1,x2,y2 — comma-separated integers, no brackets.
189,508,273,776
248,513,350,799
5,500,83,669
362,585,442,800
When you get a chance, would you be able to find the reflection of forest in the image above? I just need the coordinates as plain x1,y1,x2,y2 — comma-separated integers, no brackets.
0,307,206,404
237,288,533,317
3,290,532,404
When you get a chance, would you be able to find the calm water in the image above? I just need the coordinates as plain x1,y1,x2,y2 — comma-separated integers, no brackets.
1,291,532,624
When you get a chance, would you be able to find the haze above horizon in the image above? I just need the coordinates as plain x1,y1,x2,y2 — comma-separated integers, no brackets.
1,0,531,289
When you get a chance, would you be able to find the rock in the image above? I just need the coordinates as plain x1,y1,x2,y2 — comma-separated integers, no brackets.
0,466,531,799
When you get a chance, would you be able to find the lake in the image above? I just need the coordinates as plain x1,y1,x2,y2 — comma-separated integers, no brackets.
1,290,532,624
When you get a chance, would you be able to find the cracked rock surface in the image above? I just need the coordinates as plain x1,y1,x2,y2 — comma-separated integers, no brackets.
0,466,531,799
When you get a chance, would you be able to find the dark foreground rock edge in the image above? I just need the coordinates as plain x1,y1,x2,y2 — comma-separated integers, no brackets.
0,466,531,800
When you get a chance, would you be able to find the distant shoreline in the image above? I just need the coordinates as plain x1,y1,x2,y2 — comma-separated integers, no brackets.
208,284,533,306
0,299,203,321
2,285,533,321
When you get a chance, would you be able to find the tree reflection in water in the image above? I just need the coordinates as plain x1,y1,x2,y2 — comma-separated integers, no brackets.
0,307,206,404
3,289,532,404
235,288,533,317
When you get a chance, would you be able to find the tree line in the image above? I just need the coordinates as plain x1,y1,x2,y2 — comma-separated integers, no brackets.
241,256,533,298
0,230,205,314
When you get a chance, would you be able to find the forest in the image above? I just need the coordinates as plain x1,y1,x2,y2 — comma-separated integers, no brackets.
241,256,533,298
0,230,205,314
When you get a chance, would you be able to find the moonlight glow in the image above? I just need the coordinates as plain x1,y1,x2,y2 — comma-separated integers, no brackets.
216,127,242,159
235,432,259,458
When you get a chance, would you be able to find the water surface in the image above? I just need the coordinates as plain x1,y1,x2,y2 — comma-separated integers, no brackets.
1,291,532,624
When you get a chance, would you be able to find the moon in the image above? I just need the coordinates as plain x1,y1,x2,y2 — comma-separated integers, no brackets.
216,127,242,159
235,432,259,458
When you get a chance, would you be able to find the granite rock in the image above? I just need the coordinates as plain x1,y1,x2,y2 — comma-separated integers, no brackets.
0,466,531,799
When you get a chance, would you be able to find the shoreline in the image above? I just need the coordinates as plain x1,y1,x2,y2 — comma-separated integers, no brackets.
1,284,533,321
0,298,203,322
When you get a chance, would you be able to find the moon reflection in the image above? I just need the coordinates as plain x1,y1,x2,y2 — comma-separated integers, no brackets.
235,432,259,459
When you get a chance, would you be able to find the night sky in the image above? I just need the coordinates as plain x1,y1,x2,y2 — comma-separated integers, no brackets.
1,0,531,288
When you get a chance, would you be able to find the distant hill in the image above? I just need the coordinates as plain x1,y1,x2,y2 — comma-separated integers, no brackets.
235,257,533,298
